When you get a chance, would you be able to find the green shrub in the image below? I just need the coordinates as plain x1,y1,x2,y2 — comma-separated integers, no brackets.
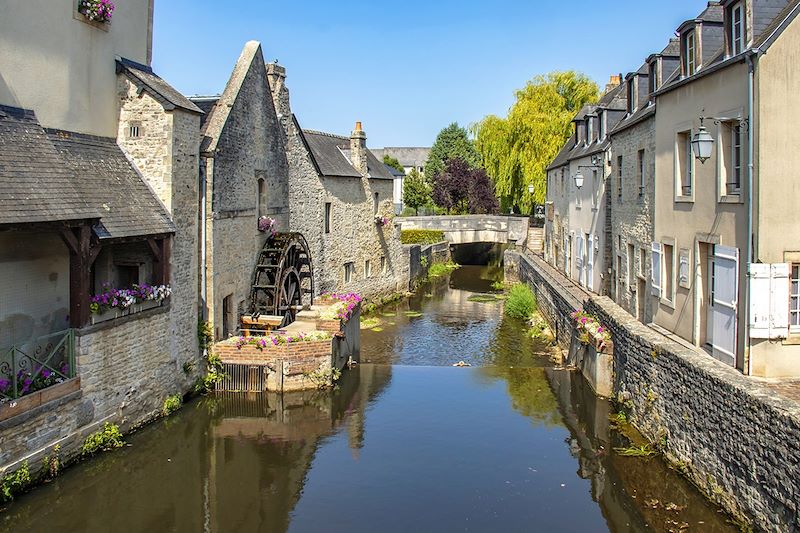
428,261,459,279
504,283,536,320
401,229,445,245
82,423,124,457
399,207,417,217
1,461,31,502
162,394,182,416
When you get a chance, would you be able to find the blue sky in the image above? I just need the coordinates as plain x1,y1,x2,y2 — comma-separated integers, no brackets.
153,1,710,148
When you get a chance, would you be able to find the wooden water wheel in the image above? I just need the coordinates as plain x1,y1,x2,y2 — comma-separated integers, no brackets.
248,232,314,328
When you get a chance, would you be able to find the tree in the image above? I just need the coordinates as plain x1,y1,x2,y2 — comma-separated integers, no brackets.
473,71,599,211
402,168,431,215
383,154,405,175
425,123,481,184
432,158,499,215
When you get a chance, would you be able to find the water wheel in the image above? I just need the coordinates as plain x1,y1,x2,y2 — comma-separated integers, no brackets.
248,232,314,328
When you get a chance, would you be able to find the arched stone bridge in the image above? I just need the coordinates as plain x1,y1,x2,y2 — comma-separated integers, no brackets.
397,215,530,248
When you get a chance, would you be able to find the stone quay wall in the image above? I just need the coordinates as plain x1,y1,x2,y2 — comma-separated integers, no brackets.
405,241,451,290
0,307,193,480
507,250,800,532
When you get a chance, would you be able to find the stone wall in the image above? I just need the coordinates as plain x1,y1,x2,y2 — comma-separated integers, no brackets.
267,64,406,303
0,307,188,477
397,215,529,247
609,117,656,323
508,250,800,532
405,241,451,289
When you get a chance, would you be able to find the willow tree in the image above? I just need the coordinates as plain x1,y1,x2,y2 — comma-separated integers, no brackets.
474,71,599,211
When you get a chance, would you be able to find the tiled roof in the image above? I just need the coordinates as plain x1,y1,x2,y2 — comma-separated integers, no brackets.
301,129,393,179
116,58,203,115
0,105,98,225
47,129,175,239
372,147,431,167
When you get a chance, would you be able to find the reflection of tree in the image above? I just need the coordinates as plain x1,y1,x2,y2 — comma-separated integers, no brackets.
486,316,552,367
484,366,561,427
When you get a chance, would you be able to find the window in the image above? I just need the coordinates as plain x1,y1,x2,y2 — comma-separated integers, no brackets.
324,202,332,233
683,30,697,76
729,2,744,56
721,121,742,195
587,116,594,142
638,149,645,196
791,265,800,331
651,242,663,297
373,192,379,214
257,178,267,218
677,131,693,197
116,264,140,287
639,247,647,278
627,243,635,288
380,256,387,274
627,78,637,114
365,259,372,278
648,61,658,95
591,169,598,208
617,155,623,198
663,243,675,302
599,111,606,140
127,123,142,138
344,262,355,283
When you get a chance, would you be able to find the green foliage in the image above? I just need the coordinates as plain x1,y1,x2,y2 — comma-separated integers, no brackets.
399,207,418,217
504,283,537,320
1,461,31,502
162,394,182,416
198,320,213,352
419,256,428,269
400,229,445,245
468,294,503,303
491,280,505,290
614,443,657,457
82,423,124,457
425,122,481,183
402,168,431,214
42,444,62,480
182,359,196,374
196,351,225,394
427,261,459,279
382,154,405,174
304,367,342,389
473,71,599,210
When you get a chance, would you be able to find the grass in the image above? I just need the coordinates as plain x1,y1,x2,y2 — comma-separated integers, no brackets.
427,261,459,279
613,443,657,457
468,294,503,303
504,283,537,320
360,317,381,330
490,280,505,290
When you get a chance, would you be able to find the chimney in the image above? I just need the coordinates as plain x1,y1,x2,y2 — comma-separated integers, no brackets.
266,62,291,125
350,121,368,176
604,74,622,94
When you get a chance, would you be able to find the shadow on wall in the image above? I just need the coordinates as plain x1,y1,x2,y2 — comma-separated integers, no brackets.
450,242,508,266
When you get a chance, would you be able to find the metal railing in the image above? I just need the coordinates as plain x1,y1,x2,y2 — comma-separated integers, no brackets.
0,329,75,400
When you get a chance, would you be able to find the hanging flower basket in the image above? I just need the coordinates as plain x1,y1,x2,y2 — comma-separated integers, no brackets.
374,215,390,227
78,0,115,23
258,216,277,237
571,310,613,353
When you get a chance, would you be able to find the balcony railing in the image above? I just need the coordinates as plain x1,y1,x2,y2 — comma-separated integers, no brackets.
0,329,76,401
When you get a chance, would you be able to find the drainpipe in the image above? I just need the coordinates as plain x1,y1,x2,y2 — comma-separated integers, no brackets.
199,156,208,322
744,52,755,375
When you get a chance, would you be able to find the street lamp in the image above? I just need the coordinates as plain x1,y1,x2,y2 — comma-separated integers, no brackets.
691,116,714,164
574,171,585,189
528,183,535,194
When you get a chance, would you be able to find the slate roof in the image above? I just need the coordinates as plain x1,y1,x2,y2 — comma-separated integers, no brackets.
301,129,393,179
384,164,405,178
0,105,98,225
116,58,203,114
755,0,800,48
47,129,175,239
372,147,431,168
189,96,220,129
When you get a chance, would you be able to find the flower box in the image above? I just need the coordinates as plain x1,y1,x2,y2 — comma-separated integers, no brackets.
0,378,81,423
77,0,115,23
90,299,162,324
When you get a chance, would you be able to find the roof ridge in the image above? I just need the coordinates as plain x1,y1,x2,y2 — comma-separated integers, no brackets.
302,129,349,140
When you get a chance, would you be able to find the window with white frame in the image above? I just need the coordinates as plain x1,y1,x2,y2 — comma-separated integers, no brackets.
627,77,637,114
791,264,800,331
683,30,697,76
677,131,693,197
720,121,742,195
344,262,355,283
729,2,744,56
648,61,658,95
365,259,372,278
380,256,387,274
587,116,594,143
663,243,675,302
324,202,332,233
591,169,598,208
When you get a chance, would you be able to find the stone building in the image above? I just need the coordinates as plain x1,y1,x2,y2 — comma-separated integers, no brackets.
266,64,407,301
544,79,627,295
372,147,432,213
0,0,201,472
607,39,680,324
188,42,290,340
652,0,800,377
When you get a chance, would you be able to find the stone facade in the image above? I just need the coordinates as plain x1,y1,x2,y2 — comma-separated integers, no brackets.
508,249,800,532
608,115,656,324
198,42,290,340
266,63,406,303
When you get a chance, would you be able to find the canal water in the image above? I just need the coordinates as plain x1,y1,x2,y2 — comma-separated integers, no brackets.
0,266,736,532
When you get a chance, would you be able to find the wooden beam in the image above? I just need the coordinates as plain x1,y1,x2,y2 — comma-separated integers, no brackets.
60,227,79,255
68,224,93,328
146,238,162,261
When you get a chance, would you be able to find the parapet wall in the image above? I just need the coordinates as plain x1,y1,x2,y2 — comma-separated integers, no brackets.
506,250,800,531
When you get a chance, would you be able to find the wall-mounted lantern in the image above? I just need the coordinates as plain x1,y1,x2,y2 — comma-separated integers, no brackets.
574,171,585,189
528,183,535,194
691,116,714,164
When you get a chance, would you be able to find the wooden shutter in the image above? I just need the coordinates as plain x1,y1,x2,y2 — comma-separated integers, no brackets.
749,263,771,339
770,263,790,338
587,235,595,290
651,242,662,297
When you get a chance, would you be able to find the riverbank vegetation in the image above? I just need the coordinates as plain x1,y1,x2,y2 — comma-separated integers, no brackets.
504,283,537,320
427,261,459,279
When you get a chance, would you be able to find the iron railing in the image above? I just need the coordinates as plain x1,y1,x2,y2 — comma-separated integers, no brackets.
0,329,75,400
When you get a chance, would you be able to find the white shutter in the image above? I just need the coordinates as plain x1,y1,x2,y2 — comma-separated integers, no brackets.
749,263,771,339
587,235,595,290
563,234,569,274
712,245,739,366
651,242,662,297
576,235,584,284
770,263,790,338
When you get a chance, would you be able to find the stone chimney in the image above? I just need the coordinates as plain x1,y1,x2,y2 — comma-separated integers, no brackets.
605,74,622,95
266,62,291,126
350,121,368,176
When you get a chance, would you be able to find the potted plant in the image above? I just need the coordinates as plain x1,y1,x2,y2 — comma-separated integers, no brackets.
258,216,277,237
374,214,390,227
78,0,115,23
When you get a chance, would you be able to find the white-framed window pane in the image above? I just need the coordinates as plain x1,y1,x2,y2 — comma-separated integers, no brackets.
791,266,800,327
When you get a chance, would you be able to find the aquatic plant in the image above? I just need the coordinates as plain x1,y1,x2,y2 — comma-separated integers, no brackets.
491,280,505,290
360,317,381,329
1,460,31,502
427,261,459,279
304,367,342,389
81,423,124,457
504,283,537,319
613,443,657,457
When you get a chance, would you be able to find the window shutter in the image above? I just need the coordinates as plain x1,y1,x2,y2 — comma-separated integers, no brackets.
770,263,790,338
749,263,771,339
576,235,584,269
651,242,662,297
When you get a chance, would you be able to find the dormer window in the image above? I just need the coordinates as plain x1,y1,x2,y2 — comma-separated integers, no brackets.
627,78,637,114
648,61,658,96
683,30,697,76
598,111,606,141
587,116,594,143
728,2,744,56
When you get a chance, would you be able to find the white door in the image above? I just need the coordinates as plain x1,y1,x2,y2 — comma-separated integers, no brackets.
711,245,739,366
